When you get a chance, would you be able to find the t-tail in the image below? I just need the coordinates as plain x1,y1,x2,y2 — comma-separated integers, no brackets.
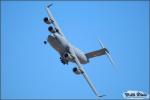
85,38,115,67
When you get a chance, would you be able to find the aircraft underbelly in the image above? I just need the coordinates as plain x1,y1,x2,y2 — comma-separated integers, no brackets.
74,48,89,64
47,35,88,64
77,55,88,64
47,35,65,54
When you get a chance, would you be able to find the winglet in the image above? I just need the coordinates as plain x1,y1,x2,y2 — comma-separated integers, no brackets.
47,3,53,8
98,94,106,97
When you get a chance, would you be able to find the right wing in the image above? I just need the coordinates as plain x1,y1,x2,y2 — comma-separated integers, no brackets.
45,4,64,36
69,47,102,97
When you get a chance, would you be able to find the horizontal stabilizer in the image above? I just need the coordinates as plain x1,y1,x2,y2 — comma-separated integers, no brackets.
85,48,108,59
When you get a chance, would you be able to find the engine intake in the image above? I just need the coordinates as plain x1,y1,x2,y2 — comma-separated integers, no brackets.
64,53,68,57
48,26,56,33
73,67,84,75
63,53,74,60
43,17,53,24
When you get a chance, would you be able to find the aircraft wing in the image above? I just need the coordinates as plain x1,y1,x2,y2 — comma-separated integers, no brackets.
69,47,102,97
45,4,64,36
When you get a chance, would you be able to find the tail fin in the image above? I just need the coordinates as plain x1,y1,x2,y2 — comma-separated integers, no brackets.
85,48,108,59
87,38,116,67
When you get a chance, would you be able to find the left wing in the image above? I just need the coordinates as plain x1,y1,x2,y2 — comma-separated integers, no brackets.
69,47,102,97
45,4,64,36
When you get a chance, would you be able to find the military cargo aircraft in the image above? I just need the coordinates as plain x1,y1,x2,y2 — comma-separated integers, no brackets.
43,4,115,97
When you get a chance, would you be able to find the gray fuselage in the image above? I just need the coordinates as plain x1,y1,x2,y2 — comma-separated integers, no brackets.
47,33,89,64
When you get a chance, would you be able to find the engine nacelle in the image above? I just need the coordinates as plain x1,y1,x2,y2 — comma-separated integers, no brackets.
63,53,74,60
43,17,53,24
73,67,84,75
48,26,56,33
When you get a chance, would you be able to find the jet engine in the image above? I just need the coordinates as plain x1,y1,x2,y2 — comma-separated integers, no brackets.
73,67,84,75
43,17,53,24
63,52,74,61
64,53,69,58
48,26,56,33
